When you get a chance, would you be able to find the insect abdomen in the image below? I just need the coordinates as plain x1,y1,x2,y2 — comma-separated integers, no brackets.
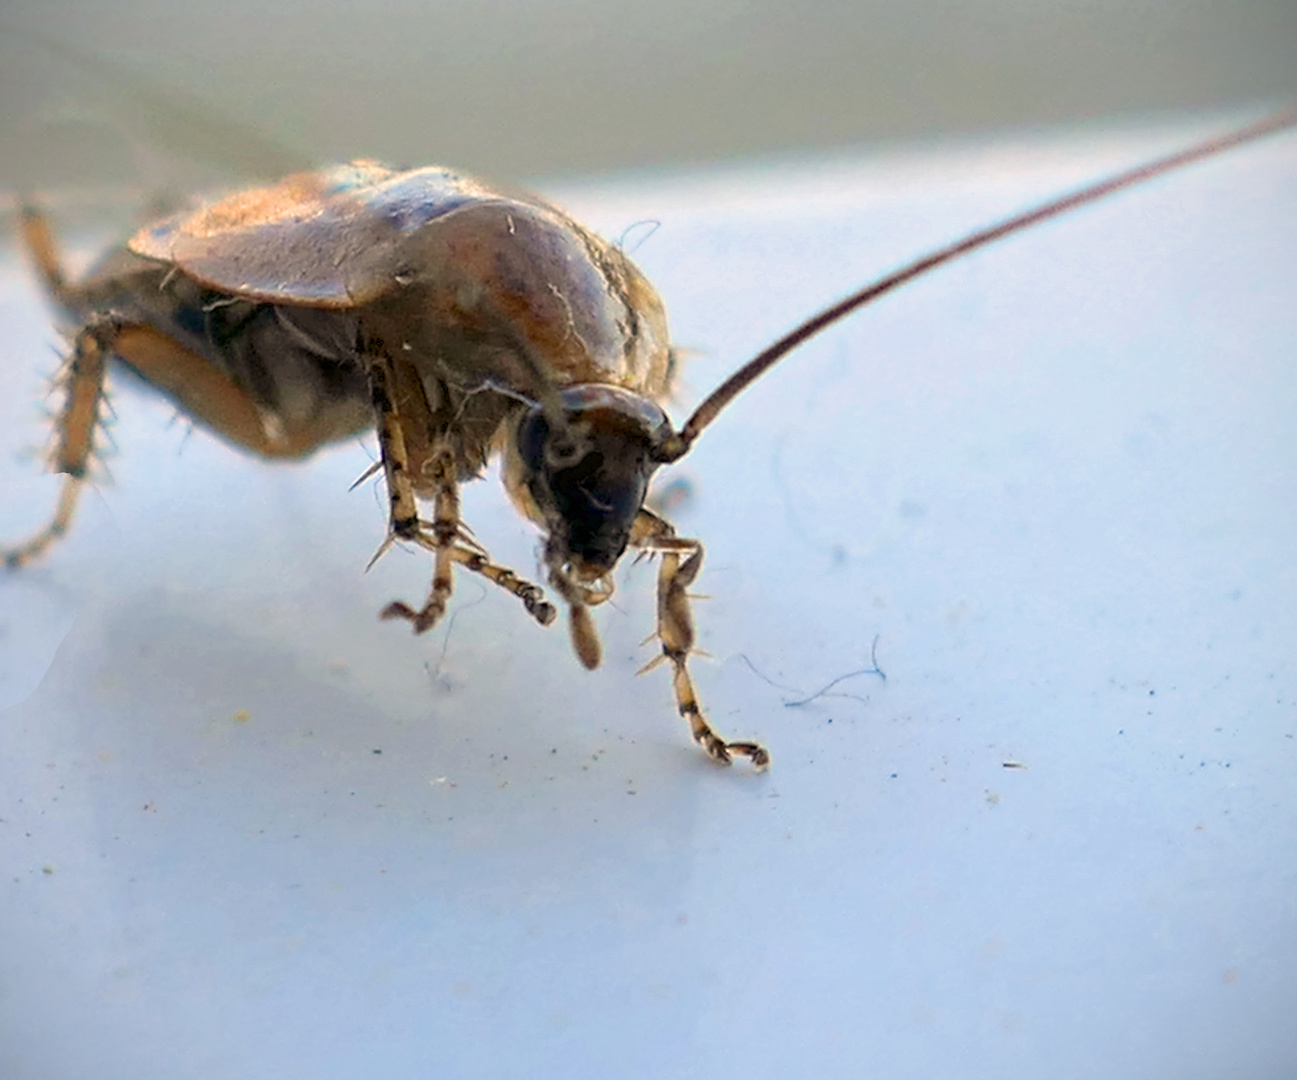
76,251,374,452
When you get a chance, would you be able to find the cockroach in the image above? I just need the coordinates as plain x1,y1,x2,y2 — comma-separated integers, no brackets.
4,110,1294,768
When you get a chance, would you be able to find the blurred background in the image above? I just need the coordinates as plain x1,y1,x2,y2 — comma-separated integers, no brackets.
2,0,1295,202
3,6,1296,1077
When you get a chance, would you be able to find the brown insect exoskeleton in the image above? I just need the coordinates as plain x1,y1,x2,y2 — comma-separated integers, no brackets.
5,112,1294,767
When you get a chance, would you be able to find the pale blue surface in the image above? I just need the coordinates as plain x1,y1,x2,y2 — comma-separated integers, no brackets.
2,118,1295,1078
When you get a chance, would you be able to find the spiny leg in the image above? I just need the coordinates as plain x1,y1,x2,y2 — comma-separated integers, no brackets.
368,353,423,544
378,449,557,632
454,547,557,628
379,440,460,633
3,320,113,569
632,509,770,769
368,356,553,632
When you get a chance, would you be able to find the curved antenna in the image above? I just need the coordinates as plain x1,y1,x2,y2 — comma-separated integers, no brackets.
654,108,1297,464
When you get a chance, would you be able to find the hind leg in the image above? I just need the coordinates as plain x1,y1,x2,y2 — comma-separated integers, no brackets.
3,319,112,568
4,206,112,567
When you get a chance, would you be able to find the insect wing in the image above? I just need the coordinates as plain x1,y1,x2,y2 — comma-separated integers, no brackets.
127,161,500,307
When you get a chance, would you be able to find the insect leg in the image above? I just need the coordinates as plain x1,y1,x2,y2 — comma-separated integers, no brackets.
453,549,557,627
378,444,557,632
370,357,554,632
19,207,76,309
632,508,770,769
368,355,423,544
3,319,112,568
378,440,460,633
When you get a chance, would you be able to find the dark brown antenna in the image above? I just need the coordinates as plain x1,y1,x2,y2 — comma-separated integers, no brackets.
654,108,1297,464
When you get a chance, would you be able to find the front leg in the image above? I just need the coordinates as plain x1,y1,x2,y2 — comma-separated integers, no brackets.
632,509,770,769
368,356,555,633
377,436,461,633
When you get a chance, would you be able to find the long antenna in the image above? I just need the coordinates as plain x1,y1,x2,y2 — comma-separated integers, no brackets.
653,108,1297,464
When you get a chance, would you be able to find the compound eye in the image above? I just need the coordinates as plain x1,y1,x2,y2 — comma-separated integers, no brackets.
516,407,550,474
